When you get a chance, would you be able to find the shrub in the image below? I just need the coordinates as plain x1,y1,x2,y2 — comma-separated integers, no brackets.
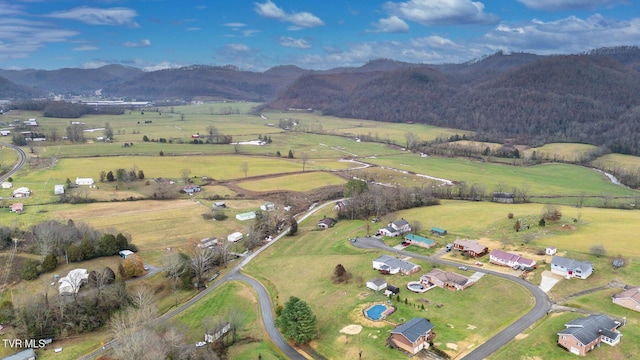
41,252,58,273
508,213,514,219
22,259,40,280
212,211,227,221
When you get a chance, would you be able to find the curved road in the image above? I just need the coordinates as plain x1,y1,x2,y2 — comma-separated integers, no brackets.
352,236,551,360
0,142,27,182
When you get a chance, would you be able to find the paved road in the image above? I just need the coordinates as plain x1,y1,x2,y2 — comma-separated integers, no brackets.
0,142,27,182
352,236,551,360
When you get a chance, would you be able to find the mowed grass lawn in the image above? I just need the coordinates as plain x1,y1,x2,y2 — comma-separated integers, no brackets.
237,172,346,192
171,281,284,360
366,154,640,197
242,214,533,359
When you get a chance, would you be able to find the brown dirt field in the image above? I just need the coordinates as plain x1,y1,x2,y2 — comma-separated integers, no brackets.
339,324,363,335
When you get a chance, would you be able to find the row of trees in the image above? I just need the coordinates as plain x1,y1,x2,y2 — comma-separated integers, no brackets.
99,167,145,183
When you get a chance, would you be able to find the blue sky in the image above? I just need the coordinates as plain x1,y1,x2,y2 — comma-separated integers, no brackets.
0,0,638,71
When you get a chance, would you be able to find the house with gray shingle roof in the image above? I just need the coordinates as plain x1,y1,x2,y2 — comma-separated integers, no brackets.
366,277,387,292
372,255,420,275
389,318,436,355
557,314,621,356
612,286,640,312
420,268,474,291
551,256,593,279
490,249,537,270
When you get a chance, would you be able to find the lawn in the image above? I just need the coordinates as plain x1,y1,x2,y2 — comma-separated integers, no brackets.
236,172,346,192
171,281,284,359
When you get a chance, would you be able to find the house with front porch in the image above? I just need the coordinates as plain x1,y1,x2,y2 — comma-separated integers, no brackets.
372,255,420,275
420,268,474,291
452,239,488,257
551,256,593,279
557,314,621,356
389,318,436,355
489,249,537,270
389,219,411,234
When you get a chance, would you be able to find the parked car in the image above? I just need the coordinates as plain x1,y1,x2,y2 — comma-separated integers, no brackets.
445,243,453,252
458,266,469,271
401,241,410,246
143,265,150,271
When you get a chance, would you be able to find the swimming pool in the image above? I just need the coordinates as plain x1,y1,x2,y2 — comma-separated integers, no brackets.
365,304,388,320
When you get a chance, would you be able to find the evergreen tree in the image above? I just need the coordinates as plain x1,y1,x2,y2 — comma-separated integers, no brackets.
277,296,317,344
288,217,298,236
41,252,58,273
288,149,294,159
115,233,128,251
80,238,95,260
276,150,281,157
21,259,40,280
106,171,115,182
67,244,83,262
99,234,119,256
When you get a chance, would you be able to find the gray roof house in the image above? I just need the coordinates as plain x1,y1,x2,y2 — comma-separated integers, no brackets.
389,318,436,355
557,314,621,356
1,348,37,360
551,256,593,279
372,255,420,275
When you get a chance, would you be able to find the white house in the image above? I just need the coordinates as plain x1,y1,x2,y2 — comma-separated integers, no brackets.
58,269,89,295
377,226,400,237
546,246,557,255
373,255,420,275
227,232,243,243
551,256,593,279
1,181,12,189
389,219,411,234
12,187,31,198
54,184,65,195
366,278,388,292
235,212,256,221
75,177,95,186
260,201,275,211
118,250,134,259
489,249,537,270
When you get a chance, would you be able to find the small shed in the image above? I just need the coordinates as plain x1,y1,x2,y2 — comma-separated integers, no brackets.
385,284,400,296
545,246,557,256
213,201,226,208
366,277,387,292
431,227,447,236
75,177,95,186
118,250,134,259
54,184,65,195
317,217,337,229
227,232,243,243
260,201,275,211
9,203,23,214
1,181,12,189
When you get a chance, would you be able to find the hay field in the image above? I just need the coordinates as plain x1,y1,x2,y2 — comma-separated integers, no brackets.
592,153,640,172
521,143,598,162
237,172,346,192
366,154,639,197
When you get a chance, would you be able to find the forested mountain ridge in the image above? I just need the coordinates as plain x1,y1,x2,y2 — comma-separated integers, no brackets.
269,47,640,155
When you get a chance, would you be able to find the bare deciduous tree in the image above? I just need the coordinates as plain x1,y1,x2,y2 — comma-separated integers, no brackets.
163,253,186,307
190,246,215,289
181,168,192,184
240,161,248,178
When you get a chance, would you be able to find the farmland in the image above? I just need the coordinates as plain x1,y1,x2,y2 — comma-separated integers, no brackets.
2,103,640,359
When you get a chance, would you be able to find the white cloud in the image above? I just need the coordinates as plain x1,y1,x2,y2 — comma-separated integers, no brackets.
384,0,499,26
483,14,640,54
223,22,247,28
0,18,78,60
225,43,251,52
517,0,625,11
73,44,98,51
122,39,151,48
254,0,324,28
410,35,459,49
46,7,139,27
142,61,183,72
186,27,201,31
279,36,312,49
370,16,410,33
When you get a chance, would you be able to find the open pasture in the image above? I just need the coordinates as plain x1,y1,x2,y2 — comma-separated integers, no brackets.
521,143,598,162
592,153,640,172
0,145,18,172
236,172,346,192
366,154,640,197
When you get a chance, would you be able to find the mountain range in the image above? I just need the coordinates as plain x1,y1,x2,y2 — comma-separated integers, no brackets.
2,46,640,154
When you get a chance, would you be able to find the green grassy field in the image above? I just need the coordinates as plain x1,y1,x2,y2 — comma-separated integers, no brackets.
522,143,599,162
237,172,346,192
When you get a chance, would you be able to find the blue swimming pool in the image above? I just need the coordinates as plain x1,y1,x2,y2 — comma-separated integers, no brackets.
365,304,387,320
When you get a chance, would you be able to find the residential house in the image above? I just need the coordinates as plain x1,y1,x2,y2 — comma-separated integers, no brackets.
333,200,350,211
1,181,12,189
404,233,436,248
260,201,275,211
389,318,436,355
198,238,218,248
551,256,593,279
235,212,256,221
377,226,400,237
431,227,447,236
452,239,488,257
489,249,537,270
54,184,65,195
9,203,23,214
366,278,387,292
0,130,11,136
612,286,640,312
183,184,200,194
1,348,37,360
546,246,558,255
12,187,30,198
227,232,243,243
317,217,337,229
389,219,411,234
420,268,474,291
204,322,231,343
58,269,89,295
75,177,95,186
372,255,420,275
557,314,622,356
